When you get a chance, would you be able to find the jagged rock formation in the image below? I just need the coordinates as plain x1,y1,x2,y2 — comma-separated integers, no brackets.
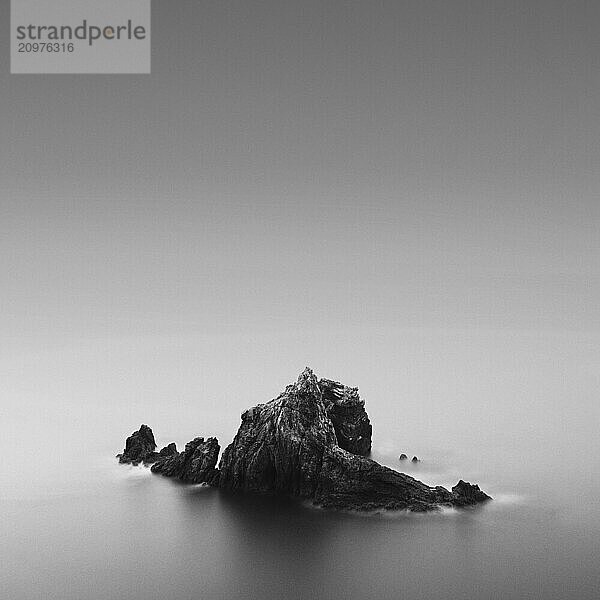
158,443,178,458
117,424,157,465
218,368,335,496
117,368,491,512
399,454,408,460
151,437,220,484
451,480,491,506
320,378,372,455
314,446,455,511
218,368,491,511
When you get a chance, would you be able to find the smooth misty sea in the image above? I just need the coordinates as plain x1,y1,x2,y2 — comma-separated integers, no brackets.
1,328,599,600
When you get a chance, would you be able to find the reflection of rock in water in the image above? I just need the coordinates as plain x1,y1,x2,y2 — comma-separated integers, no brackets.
117,368,491,512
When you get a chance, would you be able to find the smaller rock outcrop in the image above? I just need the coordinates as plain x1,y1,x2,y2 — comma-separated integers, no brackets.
399,454,408,460
137,442,180,465
117,424,157,465
451,480,491,506
140,442,180,465
411,456,419,463
158,443,178,457
151,437,220,484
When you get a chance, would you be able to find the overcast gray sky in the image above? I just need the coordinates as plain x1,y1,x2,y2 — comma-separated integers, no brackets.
2,0,599,345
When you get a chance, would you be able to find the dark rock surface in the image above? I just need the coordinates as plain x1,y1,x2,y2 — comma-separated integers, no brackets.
218,368,491,511
117,424,157,465
320,378,372,455
218,368,336,496
151,437,220,484
411,456,419,463
314,446,454,511
140,442,179,466
117,368,491,512
158,442,178,457
451,480,492,506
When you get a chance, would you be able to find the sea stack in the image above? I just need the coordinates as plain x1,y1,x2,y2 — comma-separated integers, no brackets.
218,368,491,511
116,424,157,465
117,368,491,511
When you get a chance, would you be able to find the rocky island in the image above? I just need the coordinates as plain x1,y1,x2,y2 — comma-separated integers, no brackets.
117,368,491,511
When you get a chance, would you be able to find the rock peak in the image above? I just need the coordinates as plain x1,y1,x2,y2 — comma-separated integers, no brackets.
116,424,157,465
295,367,319,396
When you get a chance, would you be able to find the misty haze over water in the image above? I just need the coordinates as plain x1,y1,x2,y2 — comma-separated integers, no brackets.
1,328,599,599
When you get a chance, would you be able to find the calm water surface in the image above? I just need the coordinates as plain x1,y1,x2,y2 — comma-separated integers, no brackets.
1,329,599,599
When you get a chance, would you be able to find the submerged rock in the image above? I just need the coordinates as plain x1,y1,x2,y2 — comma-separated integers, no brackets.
218,368,491,511
151,437,220,484
117,424,156,465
